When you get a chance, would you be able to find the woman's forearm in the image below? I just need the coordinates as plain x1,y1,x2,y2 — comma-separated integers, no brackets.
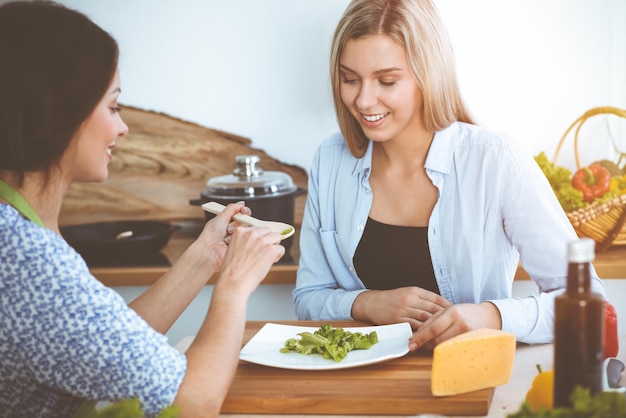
173,279,251,418
128,241,220,334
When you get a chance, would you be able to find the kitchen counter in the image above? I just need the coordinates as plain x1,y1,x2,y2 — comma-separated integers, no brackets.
91,220,626,287
174,321,626,417
90,219,301,286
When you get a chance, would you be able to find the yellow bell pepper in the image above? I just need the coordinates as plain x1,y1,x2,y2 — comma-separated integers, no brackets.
525,364,554,412
610,174,626,196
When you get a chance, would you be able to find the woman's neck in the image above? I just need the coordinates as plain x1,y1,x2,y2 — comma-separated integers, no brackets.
372,130,434,173
0,171,68,233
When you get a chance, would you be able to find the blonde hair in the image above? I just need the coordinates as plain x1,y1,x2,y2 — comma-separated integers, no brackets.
330,0,474,158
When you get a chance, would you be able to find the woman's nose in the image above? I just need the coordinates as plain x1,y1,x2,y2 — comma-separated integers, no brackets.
118,118,129,137
355,81,378,109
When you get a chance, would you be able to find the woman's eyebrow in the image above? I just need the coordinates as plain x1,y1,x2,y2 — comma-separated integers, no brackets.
339,64,403,75
373,67,402,75
339,64,355,73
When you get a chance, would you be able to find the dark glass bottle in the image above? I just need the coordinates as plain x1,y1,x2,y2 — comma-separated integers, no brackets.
553,238,604,408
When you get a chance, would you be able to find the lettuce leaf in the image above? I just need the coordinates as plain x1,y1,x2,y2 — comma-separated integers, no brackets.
280,323,378,362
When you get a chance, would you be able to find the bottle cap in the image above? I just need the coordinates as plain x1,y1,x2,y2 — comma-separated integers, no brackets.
567,238,595,263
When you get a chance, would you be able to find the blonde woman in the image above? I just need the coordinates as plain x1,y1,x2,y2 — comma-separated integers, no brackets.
293,0,605,349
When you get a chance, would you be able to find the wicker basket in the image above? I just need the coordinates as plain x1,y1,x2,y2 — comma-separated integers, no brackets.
552,106,626,252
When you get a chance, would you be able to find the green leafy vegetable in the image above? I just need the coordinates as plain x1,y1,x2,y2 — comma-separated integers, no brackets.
74,399,179,418
507,386,626,418
280,323,378,362
534,152,586,212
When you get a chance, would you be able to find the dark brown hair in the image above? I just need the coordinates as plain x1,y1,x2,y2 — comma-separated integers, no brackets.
0,1,119,184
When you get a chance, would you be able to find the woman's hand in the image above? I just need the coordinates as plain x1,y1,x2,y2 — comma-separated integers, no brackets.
218,225,285,296
408,302,502,351
351,286,451,330
129,202,257,334
176,222,284,418
192,202,253,272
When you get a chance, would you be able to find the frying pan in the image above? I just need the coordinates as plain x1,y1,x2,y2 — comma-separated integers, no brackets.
61,220,179,262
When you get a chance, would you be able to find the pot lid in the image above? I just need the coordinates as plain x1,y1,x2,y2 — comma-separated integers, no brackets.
202,155,297,199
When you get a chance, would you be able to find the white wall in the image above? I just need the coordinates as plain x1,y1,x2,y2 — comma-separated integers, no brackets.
34,1,625,342
117,281,626,346
115,285,296,345
48,0,626,173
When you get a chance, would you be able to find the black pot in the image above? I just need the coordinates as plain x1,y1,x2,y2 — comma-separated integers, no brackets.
61,220,179,264
190,155,306,263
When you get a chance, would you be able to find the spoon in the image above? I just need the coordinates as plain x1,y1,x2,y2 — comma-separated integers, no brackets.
201,201,296,240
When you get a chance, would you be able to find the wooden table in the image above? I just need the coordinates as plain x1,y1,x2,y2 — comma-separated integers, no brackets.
174,322,626,418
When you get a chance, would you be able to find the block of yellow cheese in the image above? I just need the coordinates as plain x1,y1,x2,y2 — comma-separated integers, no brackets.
431,328,516,396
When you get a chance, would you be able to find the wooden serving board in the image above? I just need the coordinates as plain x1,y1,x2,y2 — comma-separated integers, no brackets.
219,321,494,416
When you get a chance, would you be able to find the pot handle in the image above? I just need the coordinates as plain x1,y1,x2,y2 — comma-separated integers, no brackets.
189,197,209,206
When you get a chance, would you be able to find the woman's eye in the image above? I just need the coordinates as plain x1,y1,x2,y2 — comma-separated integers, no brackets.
110,106,122,114
341,75,358,85
380,80,397,87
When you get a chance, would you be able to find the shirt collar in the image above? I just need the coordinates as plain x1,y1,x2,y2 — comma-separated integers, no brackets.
351,121,461,177
352,140,374,176
425,121,460,175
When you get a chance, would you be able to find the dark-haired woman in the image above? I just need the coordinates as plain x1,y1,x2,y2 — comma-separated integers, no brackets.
0,2,284,417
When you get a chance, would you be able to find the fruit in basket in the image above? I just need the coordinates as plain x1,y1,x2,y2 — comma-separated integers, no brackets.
592,159,623,176
571,164,612,202
534,152,586,212
534,153,624,212
609,174,626,196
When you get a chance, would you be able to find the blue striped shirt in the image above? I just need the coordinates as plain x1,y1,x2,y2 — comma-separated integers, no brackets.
294,122,606,344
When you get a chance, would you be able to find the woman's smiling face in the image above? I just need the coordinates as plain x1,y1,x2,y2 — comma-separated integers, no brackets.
339,34,426,145
67,69,128,183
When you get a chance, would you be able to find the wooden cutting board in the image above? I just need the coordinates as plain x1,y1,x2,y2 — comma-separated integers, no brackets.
218,321,494,416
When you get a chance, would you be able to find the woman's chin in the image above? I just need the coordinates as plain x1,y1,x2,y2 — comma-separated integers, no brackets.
76,171,108,184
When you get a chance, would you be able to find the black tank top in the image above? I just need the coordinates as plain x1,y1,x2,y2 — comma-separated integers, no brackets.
353,217,439,294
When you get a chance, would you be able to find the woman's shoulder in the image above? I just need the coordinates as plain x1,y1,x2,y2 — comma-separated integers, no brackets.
0,204,52,251
0,204,93,290
449,122,533,160
311,131,359,167
1,204,68,254
318,131,350,151
453,122,516,147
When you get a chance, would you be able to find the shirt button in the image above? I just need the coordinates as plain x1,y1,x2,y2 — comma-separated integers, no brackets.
349,266,354,272
365,189,371,195
356,224,364,231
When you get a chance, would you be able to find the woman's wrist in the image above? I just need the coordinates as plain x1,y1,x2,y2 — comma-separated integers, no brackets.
159,240,222,292
480,301,503,330
184,239,224,274
351,290,374,323
214,266,259,299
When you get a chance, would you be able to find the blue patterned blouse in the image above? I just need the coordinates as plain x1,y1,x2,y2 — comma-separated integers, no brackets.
0,205,187,417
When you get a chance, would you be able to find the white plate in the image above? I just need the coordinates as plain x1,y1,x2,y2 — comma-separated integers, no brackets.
239,322,412,370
